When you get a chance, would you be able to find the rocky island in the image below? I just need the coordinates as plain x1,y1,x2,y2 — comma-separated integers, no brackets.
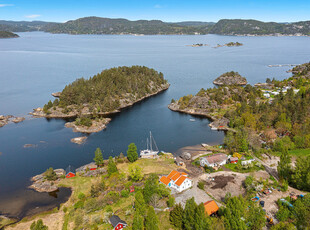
0,115,25,127
30,66,169,133
213,71,247,86
0,31,19,38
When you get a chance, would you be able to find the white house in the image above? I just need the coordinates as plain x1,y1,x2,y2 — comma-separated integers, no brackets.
263,93,270,98
241,159,255,166
160,170,192,193
200,153,228,168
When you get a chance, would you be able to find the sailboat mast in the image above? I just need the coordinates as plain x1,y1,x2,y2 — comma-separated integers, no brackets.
150,131,153,151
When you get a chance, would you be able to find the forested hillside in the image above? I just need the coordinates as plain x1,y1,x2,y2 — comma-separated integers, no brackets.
209,19,310,35
43,17,210,35
170,62,310,192
0,31,19,38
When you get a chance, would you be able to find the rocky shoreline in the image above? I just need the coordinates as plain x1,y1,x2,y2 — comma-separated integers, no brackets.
30,83,170,133
168,103,231,131
65,118,111,133
29,163,107,193
0,115,25,128
29,169,65,193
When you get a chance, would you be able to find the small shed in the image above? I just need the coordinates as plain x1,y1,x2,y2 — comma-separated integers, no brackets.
204,200,219,216
175,157,184,166
65,165,76,178
230,157,239,164
129,186,135,193
109,215,127,230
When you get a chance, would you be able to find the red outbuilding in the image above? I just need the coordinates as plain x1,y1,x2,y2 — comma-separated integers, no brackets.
109,215,127,230
229,157,239,164
129,186,135,193
65,165,76,178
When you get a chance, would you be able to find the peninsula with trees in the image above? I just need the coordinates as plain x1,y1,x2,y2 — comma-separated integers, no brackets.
30,66,169,133
0,31,19,38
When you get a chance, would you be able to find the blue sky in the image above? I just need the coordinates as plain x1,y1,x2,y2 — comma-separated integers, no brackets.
0,0,309,23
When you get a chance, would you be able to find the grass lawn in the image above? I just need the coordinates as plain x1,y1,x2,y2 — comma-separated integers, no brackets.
157,211,175,229
273,148,310,157
118,157,178,176
0,217,16,229
225,162,264,173
288,148,310,156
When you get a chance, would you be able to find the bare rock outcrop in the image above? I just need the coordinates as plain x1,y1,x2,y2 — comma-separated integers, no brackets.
29,169,65,192
71,136,87,144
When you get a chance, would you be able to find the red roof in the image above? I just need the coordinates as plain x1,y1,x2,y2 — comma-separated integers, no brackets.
160,176,170,185
167,170,179,180
175,175,187,186
204,200,219,216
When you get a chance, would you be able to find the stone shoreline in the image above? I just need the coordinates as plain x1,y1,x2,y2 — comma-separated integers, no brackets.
168,103,233,131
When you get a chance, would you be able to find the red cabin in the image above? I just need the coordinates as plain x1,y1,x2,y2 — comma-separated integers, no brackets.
230,157,239,164
129,186,135,193
65,165,76,178
109,215,127,230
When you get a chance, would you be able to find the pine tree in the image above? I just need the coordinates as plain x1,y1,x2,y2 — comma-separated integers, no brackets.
93,147,104,166
169,203,183,229
107,156,118,176
145,206,159,230
277,147,291,180
127,143,138,162
30,219,48,230
183,198,198,230
132,213,144,230
135,191,146,216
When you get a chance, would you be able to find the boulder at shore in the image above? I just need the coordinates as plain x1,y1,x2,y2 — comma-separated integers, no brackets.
213,71,247,86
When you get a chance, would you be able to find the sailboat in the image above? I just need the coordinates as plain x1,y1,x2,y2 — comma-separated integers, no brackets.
140,131,159,158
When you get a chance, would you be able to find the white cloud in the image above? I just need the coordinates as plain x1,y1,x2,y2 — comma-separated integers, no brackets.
154,4,162,9
25,14,41,19
0,4,14,7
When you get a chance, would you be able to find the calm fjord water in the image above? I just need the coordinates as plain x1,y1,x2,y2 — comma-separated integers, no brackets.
0,32,310,217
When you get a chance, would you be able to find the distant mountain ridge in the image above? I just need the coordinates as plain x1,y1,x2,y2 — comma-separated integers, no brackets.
209,19,310,35
42,17,211,35
0,17,310,35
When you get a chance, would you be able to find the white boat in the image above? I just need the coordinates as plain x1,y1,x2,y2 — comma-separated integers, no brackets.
140,131,159,158
189,119,196,122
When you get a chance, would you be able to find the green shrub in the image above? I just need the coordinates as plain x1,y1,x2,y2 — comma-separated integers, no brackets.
198,181,205,190
78,192,86,200
75,117,92,127
167,196,175,207
44,167,57,181
74,200,84,209
121,190,129,198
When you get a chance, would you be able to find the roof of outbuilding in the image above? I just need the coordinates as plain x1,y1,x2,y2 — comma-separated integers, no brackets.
109,215,127,228
230,157,239,161
202,153,228,164
65,165,76,175
204,200,219,216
